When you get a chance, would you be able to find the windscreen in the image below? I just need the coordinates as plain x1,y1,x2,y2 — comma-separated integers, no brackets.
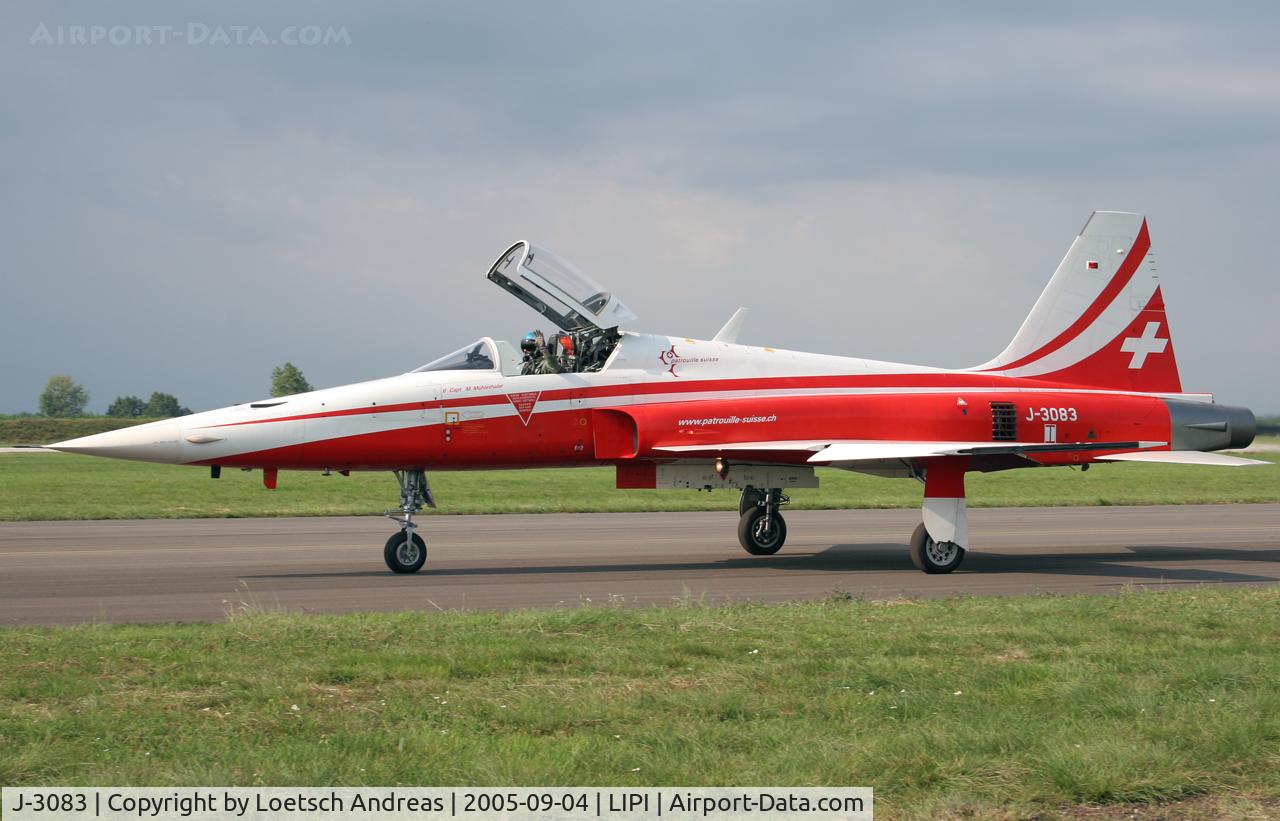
412,340,496,373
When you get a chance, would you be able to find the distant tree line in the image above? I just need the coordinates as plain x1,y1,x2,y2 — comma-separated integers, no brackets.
107,392,192,418
36,375,191,418
35,363,314,417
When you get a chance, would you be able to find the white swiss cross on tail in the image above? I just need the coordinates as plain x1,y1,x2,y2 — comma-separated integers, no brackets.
1120,321,1168,369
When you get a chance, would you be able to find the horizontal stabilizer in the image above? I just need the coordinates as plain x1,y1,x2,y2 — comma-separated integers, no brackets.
1096,450,1270,467
809,440,1160,464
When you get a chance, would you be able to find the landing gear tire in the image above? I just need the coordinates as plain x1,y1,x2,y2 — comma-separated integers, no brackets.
382,469,434,574
738,506,787,555
739,486,764,516
908,523,964,574
384,532,427,574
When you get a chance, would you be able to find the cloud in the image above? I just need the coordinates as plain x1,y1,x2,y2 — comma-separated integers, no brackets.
1,2,1277,413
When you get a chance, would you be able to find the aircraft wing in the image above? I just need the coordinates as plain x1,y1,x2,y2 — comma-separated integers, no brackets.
653,439,1168,466
653,440,833,453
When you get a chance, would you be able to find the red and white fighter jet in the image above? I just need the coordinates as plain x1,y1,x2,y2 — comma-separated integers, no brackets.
51,211,1265,574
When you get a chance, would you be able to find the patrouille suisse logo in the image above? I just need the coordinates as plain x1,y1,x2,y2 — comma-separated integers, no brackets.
659,345,681,376
658,344,719,377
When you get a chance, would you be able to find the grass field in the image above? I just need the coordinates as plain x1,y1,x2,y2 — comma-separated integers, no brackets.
1,449,1276,521
1,588,1277,819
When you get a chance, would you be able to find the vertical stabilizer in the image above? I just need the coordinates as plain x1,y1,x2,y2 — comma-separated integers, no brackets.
973,211,1181,393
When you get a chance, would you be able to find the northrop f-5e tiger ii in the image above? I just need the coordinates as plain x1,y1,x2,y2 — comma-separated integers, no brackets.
51,211,1265,574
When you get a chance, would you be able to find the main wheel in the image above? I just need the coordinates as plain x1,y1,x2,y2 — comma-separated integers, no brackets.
739,486,764,516
738,507,787,555
908,523,964,574
384,531,427,574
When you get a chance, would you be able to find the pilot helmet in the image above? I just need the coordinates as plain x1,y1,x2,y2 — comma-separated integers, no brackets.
559,334,574,355
520,332,539,355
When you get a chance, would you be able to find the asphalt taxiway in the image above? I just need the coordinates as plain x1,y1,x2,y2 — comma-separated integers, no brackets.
1,504,1277,625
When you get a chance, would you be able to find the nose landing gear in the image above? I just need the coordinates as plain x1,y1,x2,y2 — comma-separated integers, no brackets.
383,469,434,573
737,487,788,555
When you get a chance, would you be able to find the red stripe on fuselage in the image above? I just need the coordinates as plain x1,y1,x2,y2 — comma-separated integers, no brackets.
191,390,1172,472
202,371,1151,431
206,400,444,428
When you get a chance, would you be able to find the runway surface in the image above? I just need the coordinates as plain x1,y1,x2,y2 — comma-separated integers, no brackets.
1,504,1278,625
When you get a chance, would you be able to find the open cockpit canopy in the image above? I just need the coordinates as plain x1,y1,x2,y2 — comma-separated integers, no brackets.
414,244,637,379
487,241,638,333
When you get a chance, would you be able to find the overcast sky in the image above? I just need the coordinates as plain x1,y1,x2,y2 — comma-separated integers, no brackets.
2,2,1278,415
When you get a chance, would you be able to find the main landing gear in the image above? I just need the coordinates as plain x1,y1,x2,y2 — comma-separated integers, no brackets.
908,523,965,573
909,458,969,574
731,461,971,574
383,469,435,573
737,486,788,555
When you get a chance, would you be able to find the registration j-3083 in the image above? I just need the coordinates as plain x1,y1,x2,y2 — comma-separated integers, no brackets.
1025,406,1079,422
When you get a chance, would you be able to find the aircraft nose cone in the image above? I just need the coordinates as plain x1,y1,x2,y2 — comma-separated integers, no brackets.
47,417,185,463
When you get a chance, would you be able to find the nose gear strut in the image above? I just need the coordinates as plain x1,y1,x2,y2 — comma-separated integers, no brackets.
737,487,789,555
382,469,435,573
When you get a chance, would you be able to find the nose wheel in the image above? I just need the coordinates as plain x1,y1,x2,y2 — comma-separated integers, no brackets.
384,531,427,574
383,469,434,574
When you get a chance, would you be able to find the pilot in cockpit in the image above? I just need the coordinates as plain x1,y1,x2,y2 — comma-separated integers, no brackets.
520,330,562,375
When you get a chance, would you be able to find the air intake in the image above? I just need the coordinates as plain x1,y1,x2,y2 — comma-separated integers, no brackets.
990,402,1018,441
